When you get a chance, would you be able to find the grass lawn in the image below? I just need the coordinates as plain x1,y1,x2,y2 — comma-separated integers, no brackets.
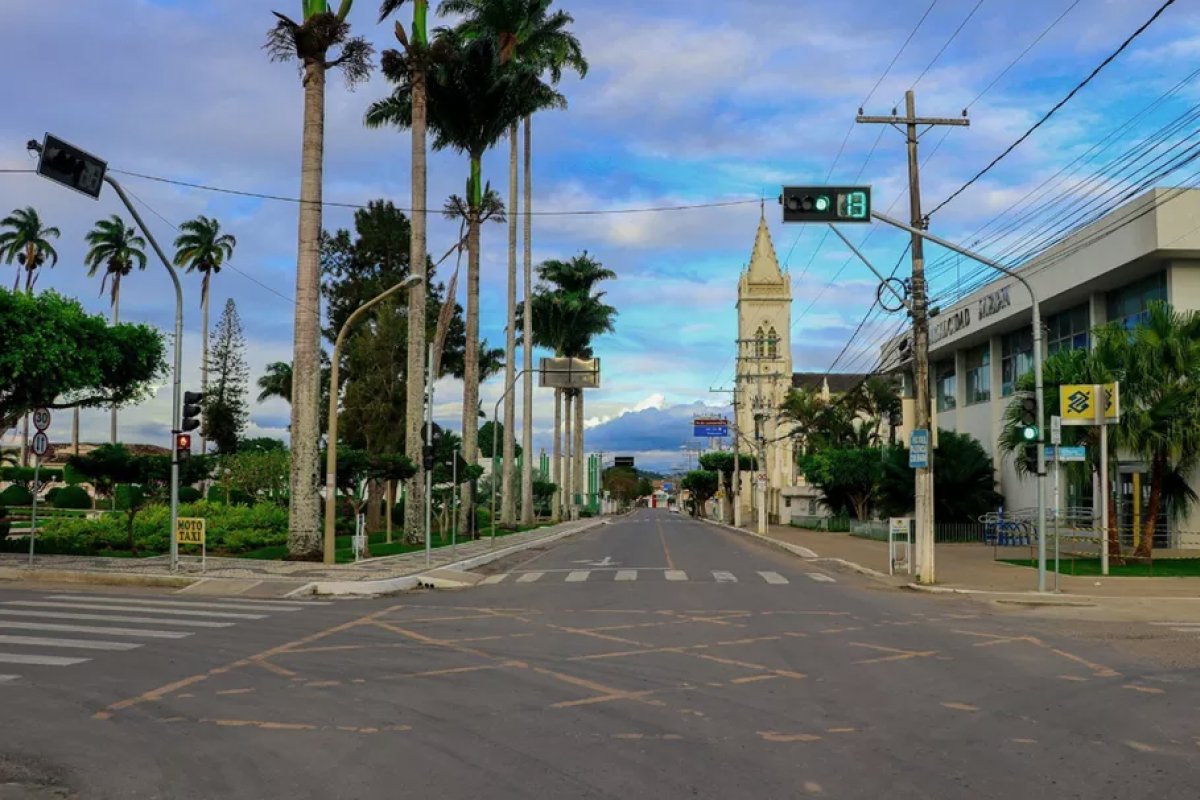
1002,557,1200,577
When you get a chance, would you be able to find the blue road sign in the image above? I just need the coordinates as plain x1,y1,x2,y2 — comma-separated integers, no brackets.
909,429,930,469
663,483,673,491
693,418,729,437
1047,445,1086,462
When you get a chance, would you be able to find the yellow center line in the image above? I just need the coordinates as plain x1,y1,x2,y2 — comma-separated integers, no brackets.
656,518,676,570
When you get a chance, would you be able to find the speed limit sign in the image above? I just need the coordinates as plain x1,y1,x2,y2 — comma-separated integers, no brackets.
32,407,51,431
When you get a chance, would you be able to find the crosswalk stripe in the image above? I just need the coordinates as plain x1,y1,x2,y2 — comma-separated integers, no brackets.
0,675,17,684
0,610,233,628
758,571,789,585
4,602,266,620
665,570,688,581
1168,627,1200,633
515,572,543,583
615,570,638,581
0,635,142,651
712,571,738,583
0,621,192,639
213,597,331,607
479,574,508,585
806,573,836,583
0,653,91,667
565,571,590,582
44,595,301,613
1150,622,1200,627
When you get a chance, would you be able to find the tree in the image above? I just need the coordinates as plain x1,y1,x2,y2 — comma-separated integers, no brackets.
602,466,637,504
478,420,522,465
0,207,59,293
84,214,148,445
798,448,882,520
239,437,287,453
698,451,756,522
680,470,718,518
0,289,165,432
266,0,374,560
636,477,654,499
849,376,901,445
254,355,333,434
173,215,237,454
878,431,1002,523
204,299,250,454
223,448,290,506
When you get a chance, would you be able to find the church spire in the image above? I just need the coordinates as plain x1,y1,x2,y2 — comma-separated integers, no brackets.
745,210,784,284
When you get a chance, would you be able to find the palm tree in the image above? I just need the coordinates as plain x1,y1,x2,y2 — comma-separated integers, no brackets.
173,216,237,455
266,0,374,560
0,207,60,465
84,215,148,445
255,357,333,434
368,29,561,531
850,376,901,445
438,0,586,526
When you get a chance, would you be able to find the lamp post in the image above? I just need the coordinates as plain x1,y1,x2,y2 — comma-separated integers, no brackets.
323,274,423,565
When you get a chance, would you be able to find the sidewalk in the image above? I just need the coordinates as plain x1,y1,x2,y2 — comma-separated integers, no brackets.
729,520,1200,599
0,518,603,597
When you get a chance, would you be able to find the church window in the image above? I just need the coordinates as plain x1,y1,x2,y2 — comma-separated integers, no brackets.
753,327,765,358
767,327,779,359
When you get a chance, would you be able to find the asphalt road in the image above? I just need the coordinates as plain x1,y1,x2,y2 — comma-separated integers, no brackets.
2,508,1199,799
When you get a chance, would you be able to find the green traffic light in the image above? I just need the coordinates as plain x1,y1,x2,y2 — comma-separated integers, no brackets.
1021,425,1038,441
814,195,830,212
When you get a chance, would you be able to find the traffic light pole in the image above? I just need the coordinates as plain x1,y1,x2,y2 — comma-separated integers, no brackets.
103,176,184,573
870,211,1048,592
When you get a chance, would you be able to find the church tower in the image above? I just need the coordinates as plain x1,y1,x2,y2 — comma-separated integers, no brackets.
735,210,794,522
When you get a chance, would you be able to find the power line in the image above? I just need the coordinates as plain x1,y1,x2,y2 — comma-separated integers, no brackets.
928,0,1179,218
966,0,1081,109
861,0,939,109
911,0,986,90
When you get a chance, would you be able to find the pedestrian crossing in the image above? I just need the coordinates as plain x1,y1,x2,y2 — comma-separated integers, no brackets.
477,569,837,586
0,592,328,685
1150,622,1200,635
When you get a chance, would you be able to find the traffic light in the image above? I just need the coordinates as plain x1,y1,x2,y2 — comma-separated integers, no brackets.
175,432,192,462
1021,443,1038,474
182,391,204,433
1019,394,1038,442
34,134,107,200
780,186,872,223
422,445,435,471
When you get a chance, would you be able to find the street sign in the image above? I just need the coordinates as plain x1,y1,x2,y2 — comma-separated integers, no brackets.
1060,383,1119,425
175,517,206,546
662,482,672,491
693,416,729,437
539,357,600,389
908,429,930,468
1050,415,1062,445
781,186,872,223
1046,445,1086,462
35,134,107,199
30,432,49,457
32,407,51,432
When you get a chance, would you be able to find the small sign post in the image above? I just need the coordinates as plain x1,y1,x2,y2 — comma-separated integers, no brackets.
175,517,207,572
28,408,52,566
908,429,930,469
1050,414,1062,446
889,518,913,576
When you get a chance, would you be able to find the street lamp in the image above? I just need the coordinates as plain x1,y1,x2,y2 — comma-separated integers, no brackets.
322,273,423,565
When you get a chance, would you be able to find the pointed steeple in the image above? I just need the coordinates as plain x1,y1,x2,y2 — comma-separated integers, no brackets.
745,210,784,285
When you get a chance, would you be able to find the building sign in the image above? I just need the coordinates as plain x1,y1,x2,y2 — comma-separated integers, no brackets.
977,286,1011,320
930,307,970,344
1060,383,1120,426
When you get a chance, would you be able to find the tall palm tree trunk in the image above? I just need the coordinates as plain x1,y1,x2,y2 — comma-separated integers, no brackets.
551,387,561,522
199,279,210,455
574,390,584,512
1136,454,1166,559
520,115,534,526
404,27,429,549
110,283,120,445
501,124,518,527
563,390,572,518
287,57,328,560
71,408,79,456
459,157,483,535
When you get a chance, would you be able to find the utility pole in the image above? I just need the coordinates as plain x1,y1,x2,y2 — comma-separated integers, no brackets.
857,90,968,585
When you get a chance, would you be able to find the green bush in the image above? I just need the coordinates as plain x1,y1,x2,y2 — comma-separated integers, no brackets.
0,504,9,538
0,485,32,507
206,485,252,506
178,486,202,503
52,485,92,509
46,487,62,505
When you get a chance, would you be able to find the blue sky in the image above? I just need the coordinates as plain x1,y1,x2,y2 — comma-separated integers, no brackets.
3,0,1199,471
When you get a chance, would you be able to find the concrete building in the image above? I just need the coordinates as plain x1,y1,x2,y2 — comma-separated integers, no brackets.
884,188,1200,548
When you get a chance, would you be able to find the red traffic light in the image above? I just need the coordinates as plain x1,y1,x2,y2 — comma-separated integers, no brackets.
176,433,192,450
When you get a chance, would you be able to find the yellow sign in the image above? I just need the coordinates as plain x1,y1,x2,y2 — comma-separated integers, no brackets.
176,517,206,545
1060,383,1119,426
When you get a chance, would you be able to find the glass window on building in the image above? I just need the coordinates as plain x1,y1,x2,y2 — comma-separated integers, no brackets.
964,344,991,405
936,360,956,412
1001,329,1033,397
1106,271,1166,330
1046,303,1090,354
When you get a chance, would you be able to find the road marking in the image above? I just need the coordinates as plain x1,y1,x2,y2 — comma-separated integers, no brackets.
565,571,590,582
0,653,91,667
712,571,737,583
758,571,789,585
941,702,979,712
1168,627,1200,633
0,621,192,639
1150,621,1200,627
4,602,266,620
758,731,821,743
806,573,836,583
0,675,17,684
615,570,638,581
44,595,301,613
213,597,331,607
0,635,142,651
515,572,543,583
1123,684,1165,695
479,574,508,585
0,610,233,628
664,570,688,581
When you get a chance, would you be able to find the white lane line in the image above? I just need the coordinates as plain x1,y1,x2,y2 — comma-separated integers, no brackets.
515,572,544,583
0,621,192,639
806,573,836,583
0,675,17,684
615,570,638,581
0,635,142,652
1150,622,1200,627
479,574,508,585
0,653,91,667
565,571,590,583
1168,627,1200,633
213,597,331,606
5,602,265,620
712,571,738,583
0,610,233,628
758,571,789,585
44,595,301,613
665,570,688,582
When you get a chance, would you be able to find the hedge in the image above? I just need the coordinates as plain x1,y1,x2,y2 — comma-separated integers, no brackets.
0,486,32,507
52,485,92,509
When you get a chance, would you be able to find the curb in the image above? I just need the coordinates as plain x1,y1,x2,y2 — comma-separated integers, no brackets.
699,517,819,559
0,566,198,590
